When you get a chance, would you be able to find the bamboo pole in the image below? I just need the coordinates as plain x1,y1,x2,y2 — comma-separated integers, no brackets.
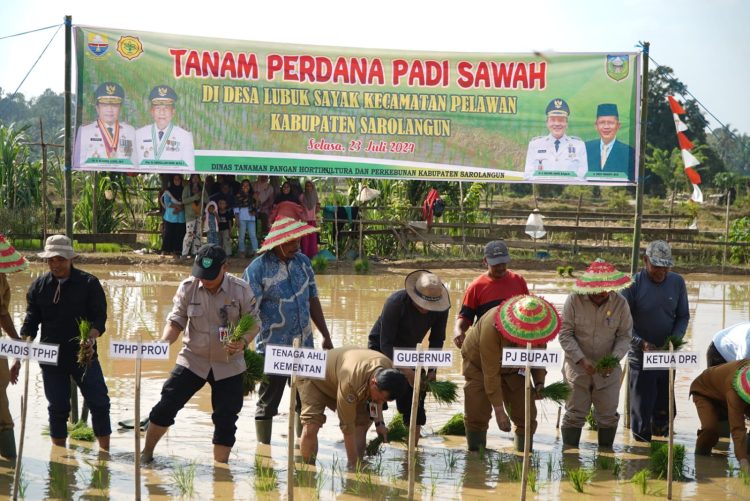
407,345,424,501
11,344,31,501
520,342,532,501
721,190,731,274
630,41,650,275
287,337,300,501
667,340,675,500
134,335,142,501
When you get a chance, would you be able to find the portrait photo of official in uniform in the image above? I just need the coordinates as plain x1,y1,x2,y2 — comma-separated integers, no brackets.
524,98,587,180
74,82,136,168
584,103,635,182
135,85,195,169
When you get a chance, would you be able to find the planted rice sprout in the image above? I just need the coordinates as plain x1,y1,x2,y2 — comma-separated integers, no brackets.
650,441,687,480
567,467,594,493
76,318,93,368
426,380,459,405
540,381,571,405
170,460,197,497
48,461,71,500
365,412,408,455
630,468,651,495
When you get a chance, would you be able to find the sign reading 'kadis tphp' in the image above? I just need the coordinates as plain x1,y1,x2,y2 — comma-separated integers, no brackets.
0,338,59,365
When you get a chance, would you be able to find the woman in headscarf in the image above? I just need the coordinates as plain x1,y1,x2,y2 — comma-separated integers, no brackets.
269,180,304,222
300,180,319,258
161,174,186,256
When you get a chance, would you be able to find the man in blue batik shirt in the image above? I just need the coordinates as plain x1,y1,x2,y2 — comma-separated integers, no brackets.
242,217,333,445
622,240,690,442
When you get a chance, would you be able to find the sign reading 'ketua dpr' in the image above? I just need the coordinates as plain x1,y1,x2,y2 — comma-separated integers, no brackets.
0,338,59,365
643,351,699,369
392,349,453,368
502,348,562,368
264,345,327,379
109,340,170,360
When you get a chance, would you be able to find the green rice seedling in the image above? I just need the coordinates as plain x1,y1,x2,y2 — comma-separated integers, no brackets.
556,266,566,277
630,468,651,495
528,468,538,493
426,380,458,404
76,318,93,367
437,413,466,436
170,460,197,497
428,466,438,498
567,467,594,493
507,459,523,482
593,452,613,471
69,420,96,442
565,265,575,277
443,449,459,472
17,464,29,499
365,412,408,455
48,462,71,500
253,456,278,492
739,467,750,486
661,335,686,351
242,349,267,395
227,313,256,344
540,381,571,405
649,441,687,480
353,258,369,274
546,454,554,478
84,459,109,491
585,406,598,430
594,354,620,371
613,457,623,478
311,255,328,273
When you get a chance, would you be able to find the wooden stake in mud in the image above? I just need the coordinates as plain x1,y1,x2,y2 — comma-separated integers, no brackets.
520,341,532,501
12,340,31,501
287,337,301,501
407,345,424,501
134,336,143,501
667,340,675,500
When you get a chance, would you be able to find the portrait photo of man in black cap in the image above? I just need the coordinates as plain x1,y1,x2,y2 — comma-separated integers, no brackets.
74,81,136,168
135,84,195,169
584,103,635,182
524,98,588,181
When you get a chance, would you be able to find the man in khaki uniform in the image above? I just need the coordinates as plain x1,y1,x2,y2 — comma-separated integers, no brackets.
558,259,633,448
299,347,407,469
690,359,750,472
461,307,547,452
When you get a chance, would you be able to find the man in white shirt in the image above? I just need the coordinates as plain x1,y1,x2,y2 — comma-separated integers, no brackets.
135,85,195,169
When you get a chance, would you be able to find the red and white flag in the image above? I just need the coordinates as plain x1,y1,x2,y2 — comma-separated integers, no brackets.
668,96,703,203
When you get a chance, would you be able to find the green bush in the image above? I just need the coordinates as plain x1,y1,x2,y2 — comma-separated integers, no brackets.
729,216,750,264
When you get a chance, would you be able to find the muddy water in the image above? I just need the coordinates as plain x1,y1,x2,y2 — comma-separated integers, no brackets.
1,265,749,500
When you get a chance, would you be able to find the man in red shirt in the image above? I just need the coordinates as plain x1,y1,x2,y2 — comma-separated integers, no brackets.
453,240,529,348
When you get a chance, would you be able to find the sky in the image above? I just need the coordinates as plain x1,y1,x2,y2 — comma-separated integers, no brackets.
1,0,748,134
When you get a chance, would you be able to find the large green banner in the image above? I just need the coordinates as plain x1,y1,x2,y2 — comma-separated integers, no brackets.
74,25,640,184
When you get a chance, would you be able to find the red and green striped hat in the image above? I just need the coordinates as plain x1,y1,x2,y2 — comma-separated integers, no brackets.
257,217,319,254
572,258,632,294
0,234,28,273
733,363,750,405
494,294,561,346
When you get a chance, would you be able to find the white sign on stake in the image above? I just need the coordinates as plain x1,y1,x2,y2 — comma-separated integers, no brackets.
502,348,562,368
392,349,453,368
643,351,699,369
264,345,327,379
0,338,59,365
109,340,170,360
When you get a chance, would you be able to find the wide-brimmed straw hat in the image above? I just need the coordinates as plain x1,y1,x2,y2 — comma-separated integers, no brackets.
404,270,450,312
495,294,561,346
572,258,632,294
37,234,77,260
733,363,750,405
0,234,28,273
257,217,319,254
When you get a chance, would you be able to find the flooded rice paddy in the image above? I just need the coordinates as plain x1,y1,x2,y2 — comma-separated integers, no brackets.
1,264,749,500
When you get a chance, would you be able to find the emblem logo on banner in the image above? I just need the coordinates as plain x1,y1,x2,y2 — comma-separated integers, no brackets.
117,35,143,61
86,33,110,58
606,55,630,82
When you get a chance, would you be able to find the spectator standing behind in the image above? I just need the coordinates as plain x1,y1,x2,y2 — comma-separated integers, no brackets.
558,259,633,448
706,322,750,367
20,235,111,450
242,217,333,444
161,174,185,257
204,201,219,245
453,240,529,348
141,244,260,463
217,199,234,257
270,181,304,223
236,179,258,258
300,180,320,258
181,174,204,258
0,235,27,459
368,270,450,445
253,175,275,237
622,240,690,442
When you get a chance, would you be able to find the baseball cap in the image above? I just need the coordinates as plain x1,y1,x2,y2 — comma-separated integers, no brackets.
645,240,673,267
484,240,511,266
192,244,227,280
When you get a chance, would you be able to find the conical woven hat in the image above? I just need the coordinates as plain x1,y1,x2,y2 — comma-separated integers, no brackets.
494,294,561,346
257,217,319,254
572,258,632,294
733,363,750,405
0,234,28,273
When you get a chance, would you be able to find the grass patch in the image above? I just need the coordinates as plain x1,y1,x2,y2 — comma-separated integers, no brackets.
353,258,369,274
437,413,466,436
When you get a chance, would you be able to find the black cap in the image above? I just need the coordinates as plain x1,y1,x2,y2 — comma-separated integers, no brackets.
192,244,226,280
95,82,124,104
148,85,178,105
545,98,570,117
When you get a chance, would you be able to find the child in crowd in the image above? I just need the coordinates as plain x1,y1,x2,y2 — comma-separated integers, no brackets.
204,201,219,245
217,198,234,256
235,179,258,258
